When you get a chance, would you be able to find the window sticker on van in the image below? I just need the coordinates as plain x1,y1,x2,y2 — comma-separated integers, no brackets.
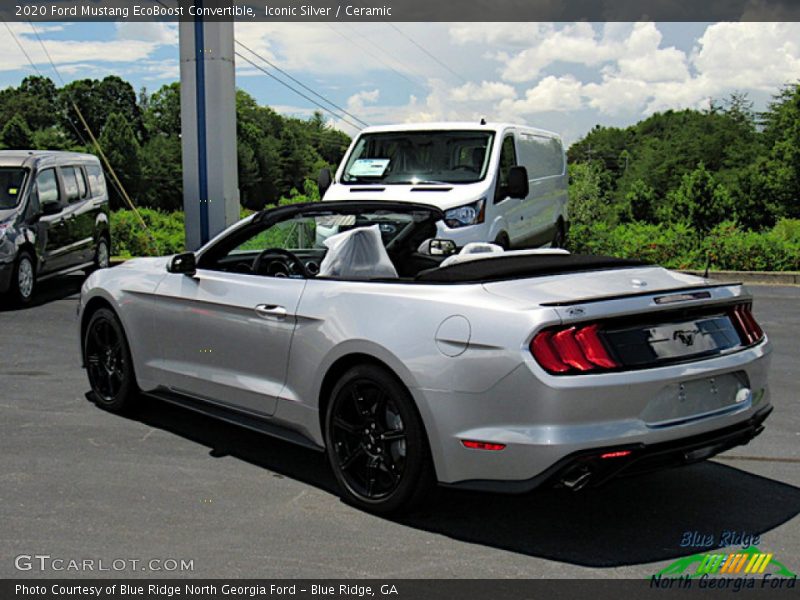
348,158,390,177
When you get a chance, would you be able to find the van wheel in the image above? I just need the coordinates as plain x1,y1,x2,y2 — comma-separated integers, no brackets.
9,250,36,306
325,364,435,514
552,221,567,249
493,232,510,250
93,237,110,271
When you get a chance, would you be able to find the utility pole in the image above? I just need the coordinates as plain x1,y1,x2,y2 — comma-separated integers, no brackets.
179,2,240,250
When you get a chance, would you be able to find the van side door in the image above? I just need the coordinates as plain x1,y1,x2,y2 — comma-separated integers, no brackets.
517,133,567,245
33,168,71,275
494,133,525,245
61,165,99,267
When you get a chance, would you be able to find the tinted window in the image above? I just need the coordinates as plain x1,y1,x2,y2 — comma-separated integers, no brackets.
76,167,88,198
36,169,60,205
62,167,81,202
518,134,565,178
86,165,107,198
0,168,26,209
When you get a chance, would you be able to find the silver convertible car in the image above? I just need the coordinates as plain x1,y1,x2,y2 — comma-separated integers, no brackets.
78,201,772,513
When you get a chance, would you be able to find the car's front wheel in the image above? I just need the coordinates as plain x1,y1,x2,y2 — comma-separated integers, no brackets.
325,364,435,514
84,308,138,413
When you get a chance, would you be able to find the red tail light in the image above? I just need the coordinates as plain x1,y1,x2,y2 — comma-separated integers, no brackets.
531,323,619,375
729,303,764,346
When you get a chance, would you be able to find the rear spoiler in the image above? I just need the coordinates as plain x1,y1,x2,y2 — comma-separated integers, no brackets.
539,282,743,307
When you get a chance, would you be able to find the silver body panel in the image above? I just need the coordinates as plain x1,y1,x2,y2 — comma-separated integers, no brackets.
79,255,771,487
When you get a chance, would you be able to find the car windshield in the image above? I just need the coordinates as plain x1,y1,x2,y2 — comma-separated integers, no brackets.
341,130,495,185
0,167,26,209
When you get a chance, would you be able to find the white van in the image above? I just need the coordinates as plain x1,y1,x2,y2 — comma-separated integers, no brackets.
319,122,568,249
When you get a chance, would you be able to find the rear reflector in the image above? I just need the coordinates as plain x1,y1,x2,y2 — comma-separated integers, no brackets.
462,440,506,451
600,450,633,459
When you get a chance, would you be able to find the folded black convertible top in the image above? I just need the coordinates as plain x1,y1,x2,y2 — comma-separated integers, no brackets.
415,254,646,283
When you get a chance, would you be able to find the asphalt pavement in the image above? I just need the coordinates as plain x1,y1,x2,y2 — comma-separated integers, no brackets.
1,275,798,578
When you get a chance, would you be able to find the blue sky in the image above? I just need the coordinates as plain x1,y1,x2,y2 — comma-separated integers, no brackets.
3,21,800,144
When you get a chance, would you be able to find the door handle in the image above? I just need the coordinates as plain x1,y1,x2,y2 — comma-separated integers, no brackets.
255,304,288,320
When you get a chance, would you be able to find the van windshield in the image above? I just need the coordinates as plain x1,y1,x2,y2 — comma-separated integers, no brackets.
0,168,26,209
342,131,494,185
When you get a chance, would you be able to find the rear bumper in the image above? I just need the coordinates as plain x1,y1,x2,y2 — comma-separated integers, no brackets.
447,405,772,493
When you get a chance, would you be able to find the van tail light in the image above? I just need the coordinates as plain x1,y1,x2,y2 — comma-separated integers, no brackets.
729,303,764,346
531,323,619,375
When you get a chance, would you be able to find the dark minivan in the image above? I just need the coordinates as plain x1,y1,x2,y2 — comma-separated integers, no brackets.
0,151,110,305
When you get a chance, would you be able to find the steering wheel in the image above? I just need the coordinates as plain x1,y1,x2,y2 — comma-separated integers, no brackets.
252,248,311,278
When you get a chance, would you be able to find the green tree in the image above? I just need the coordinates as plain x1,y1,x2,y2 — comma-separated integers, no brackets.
139,135,182,211
98,112,142,209
759,83,800,219
1,114,33,149
663,163,733,232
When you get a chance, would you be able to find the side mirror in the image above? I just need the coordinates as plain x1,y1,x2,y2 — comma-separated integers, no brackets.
318,168,332,197
426,239,458,256
40,201,61,216
507,166,529,199
168,252,196,276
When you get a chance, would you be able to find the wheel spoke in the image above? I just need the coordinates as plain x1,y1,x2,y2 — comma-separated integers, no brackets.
365,456,379,497
380,429,406,443
333,416,359,435
339,445,365,471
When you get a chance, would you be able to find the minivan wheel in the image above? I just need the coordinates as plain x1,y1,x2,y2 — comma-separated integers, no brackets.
325,364,435,514
84,308,138,413
94,237,110,270
10,250,36,306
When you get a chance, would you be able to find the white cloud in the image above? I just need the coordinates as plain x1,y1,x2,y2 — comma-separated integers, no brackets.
450,81,516,103
115,22,177,44
500,75,584,115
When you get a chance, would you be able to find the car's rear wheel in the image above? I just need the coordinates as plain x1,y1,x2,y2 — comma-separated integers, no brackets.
9,250,36,306
325,364,435,514
84,308,137,413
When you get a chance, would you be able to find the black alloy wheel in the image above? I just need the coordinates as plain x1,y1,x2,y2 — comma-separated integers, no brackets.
84,308,137,412
325,364,434,514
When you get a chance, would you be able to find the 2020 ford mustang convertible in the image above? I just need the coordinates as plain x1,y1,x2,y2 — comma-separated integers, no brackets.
78,201,772,513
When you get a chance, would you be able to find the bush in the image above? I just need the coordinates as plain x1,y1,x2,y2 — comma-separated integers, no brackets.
111,208,185,257
568,219,800,271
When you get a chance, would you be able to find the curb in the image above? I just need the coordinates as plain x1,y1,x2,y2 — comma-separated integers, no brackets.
683,270,800,286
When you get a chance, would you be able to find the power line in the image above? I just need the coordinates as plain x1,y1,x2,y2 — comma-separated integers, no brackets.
386,23,467,84
3,20,43,77
325,23,423,90
235,51,363,132
234,39,369,128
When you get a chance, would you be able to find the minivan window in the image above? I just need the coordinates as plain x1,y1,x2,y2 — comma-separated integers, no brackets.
342,131,495,185
0,167,26,209
86,164,107,198
495,134,517,202
62,167,81,203
518,133,565,178
36,169,60,206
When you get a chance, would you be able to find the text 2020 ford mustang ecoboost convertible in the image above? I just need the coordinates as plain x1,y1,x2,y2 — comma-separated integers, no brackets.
78,201,772,513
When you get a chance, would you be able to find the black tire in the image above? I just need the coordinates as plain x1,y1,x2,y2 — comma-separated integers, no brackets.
493,232,510,250
83,307,138,413
8,250,36,306
552,220,567,249
324,364,435,514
